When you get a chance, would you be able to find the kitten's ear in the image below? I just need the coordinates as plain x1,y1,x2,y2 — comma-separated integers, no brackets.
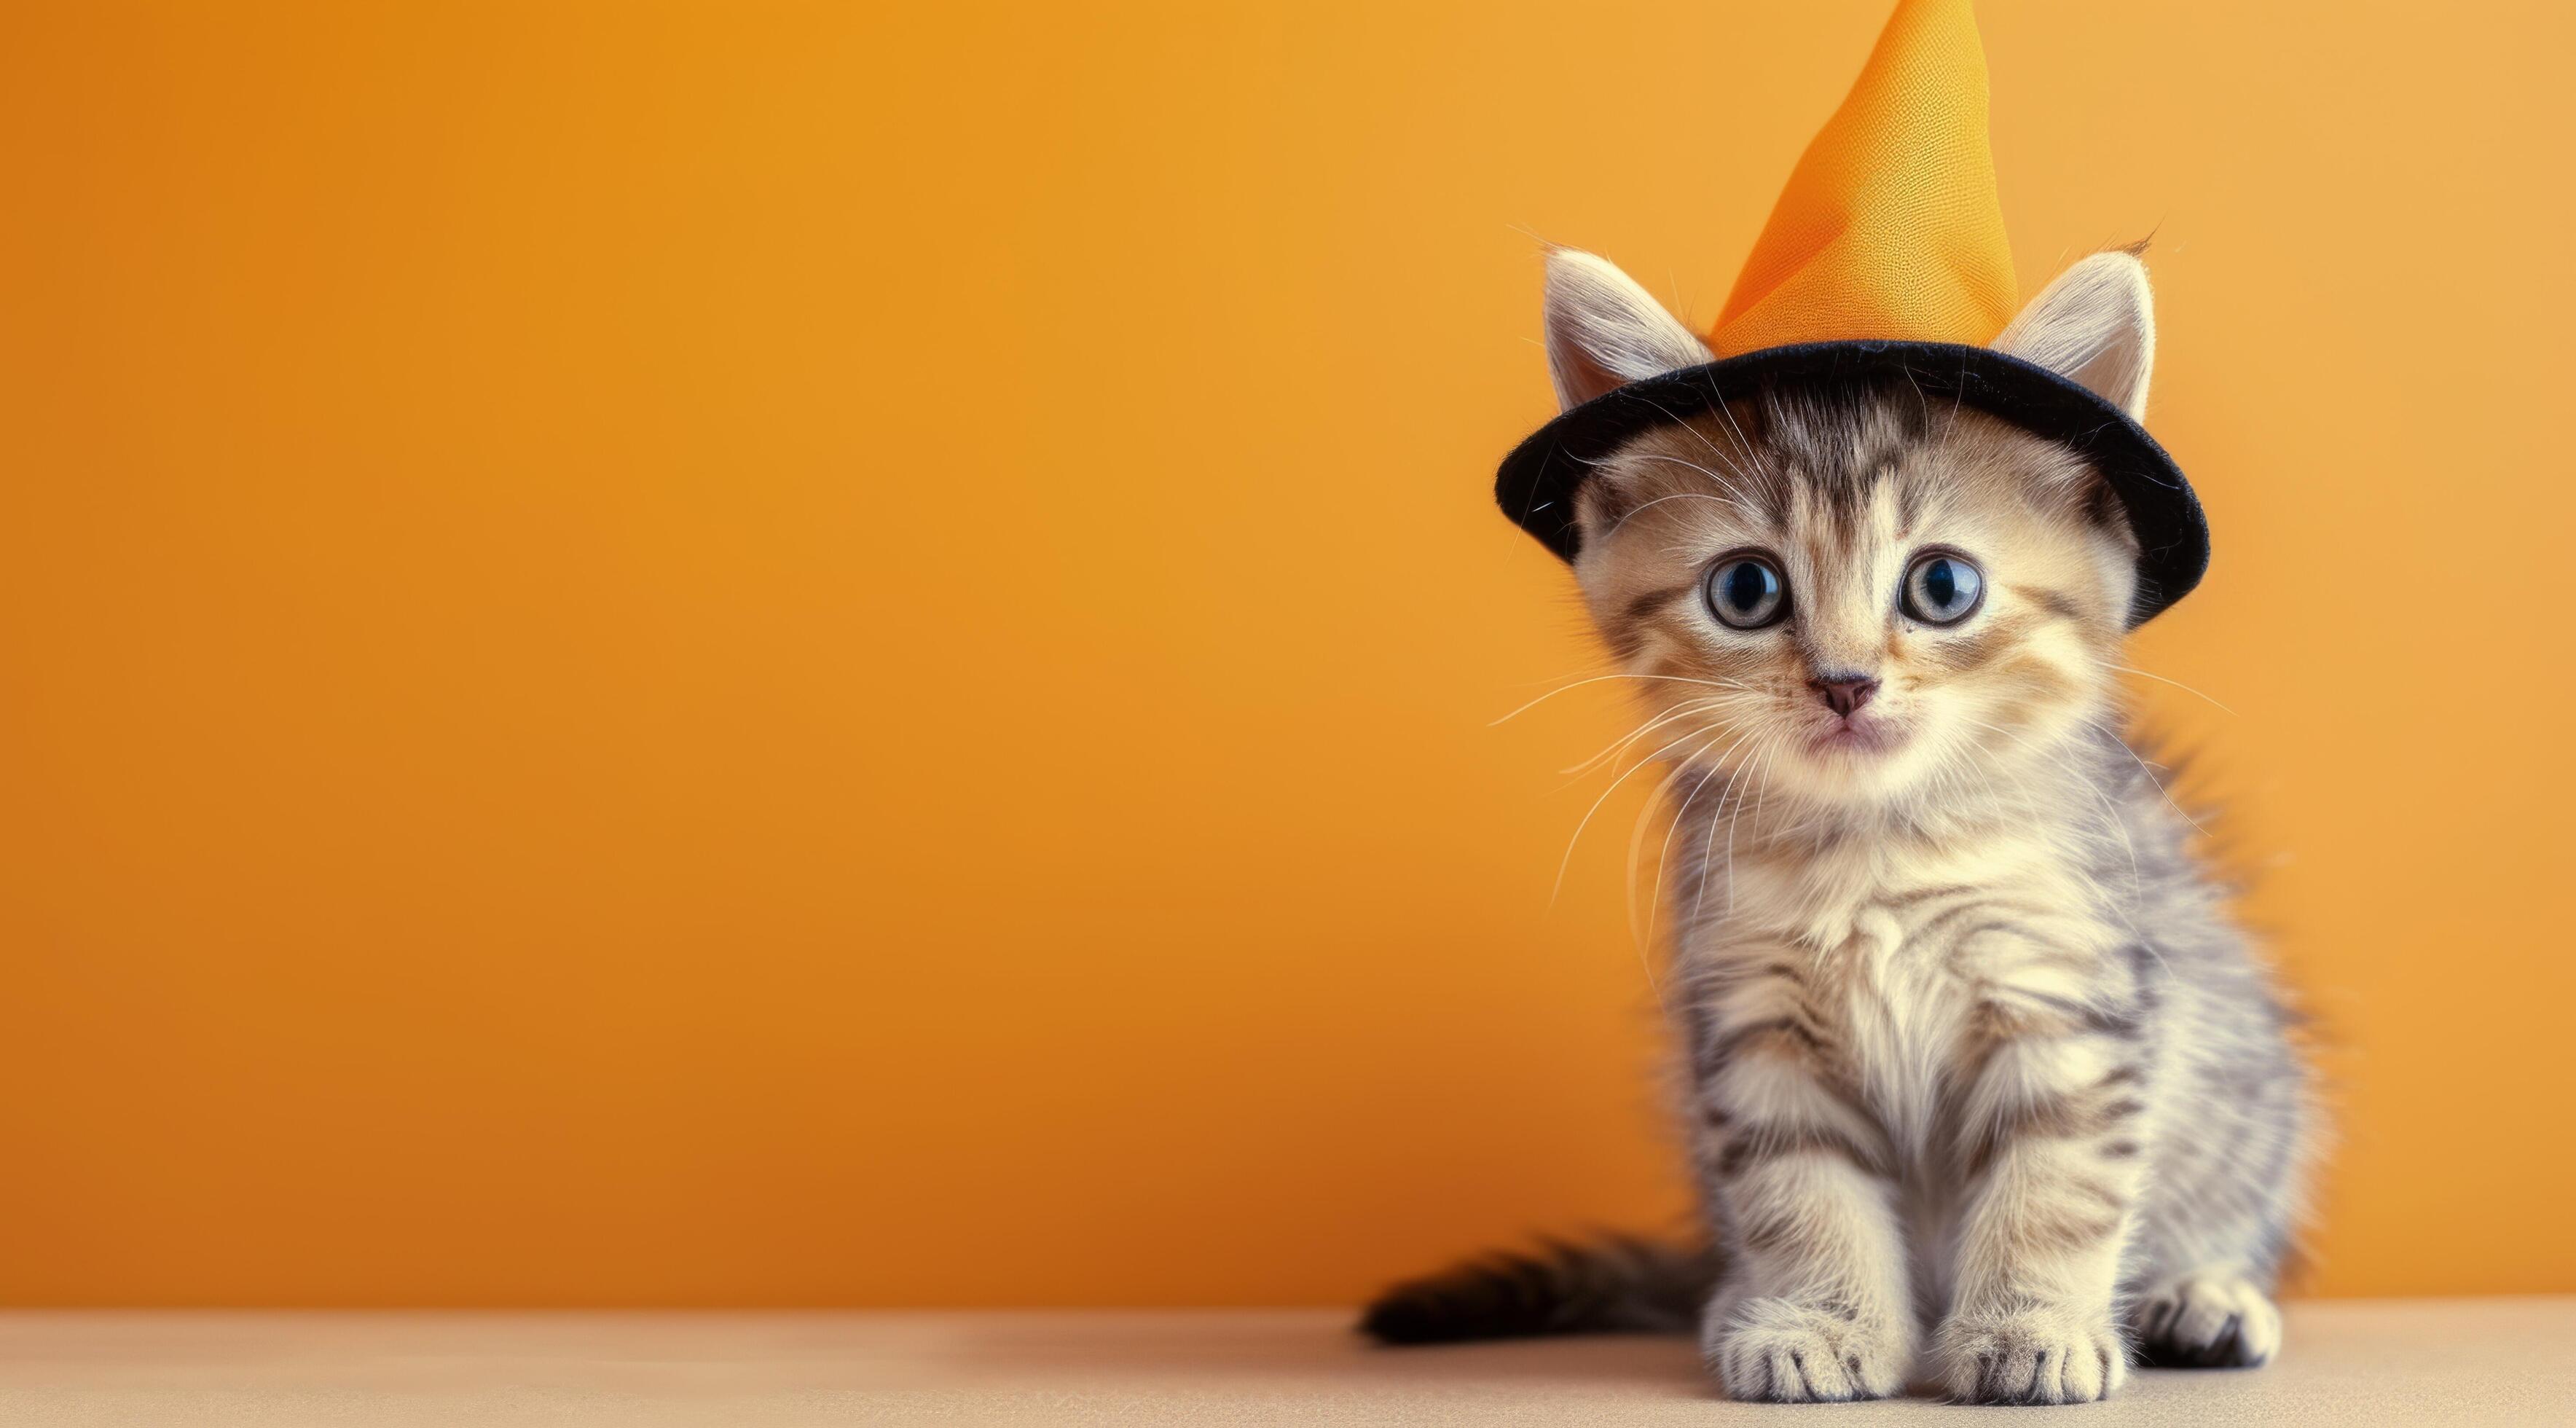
1542,248,1712,411
1994,250,2157,421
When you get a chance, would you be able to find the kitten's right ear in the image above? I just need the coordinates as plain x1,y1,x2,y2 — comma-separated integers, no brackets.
1542,249,1712,411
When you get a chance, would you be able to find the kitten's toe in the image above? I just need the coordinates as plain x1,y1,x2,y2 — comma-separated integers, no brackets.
1704,1296,1907,1402
2131,1270,2282,1368
1937,1305,2126,1405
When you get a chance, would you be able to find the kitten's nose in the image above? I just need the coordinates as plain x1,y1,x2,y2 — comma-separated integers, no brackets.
1809,672,1880,718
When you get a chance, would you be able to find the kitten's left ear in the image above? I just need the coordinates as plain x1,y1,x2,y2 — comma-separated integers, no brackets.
1994,250,2156,421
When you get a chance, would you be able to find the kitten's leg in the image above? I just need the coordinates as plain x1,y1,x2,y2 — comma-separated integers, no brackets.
1935,997,2147,1405
1690,976,1913,1402
2130,1266,2282,1368
2121,1026,2307,1370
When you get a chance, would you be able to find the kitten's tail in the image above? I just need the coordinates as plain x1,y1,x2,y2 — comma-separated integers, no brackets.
1357,1234,1719,1345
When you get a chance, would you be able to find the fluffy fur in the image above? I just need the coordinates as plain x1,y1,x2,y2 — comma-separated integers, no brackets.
1365,250,2316,1405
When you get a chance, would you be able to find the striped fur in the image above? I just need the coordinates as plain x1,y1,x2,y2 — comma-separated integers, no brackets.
1364,251,2316,1405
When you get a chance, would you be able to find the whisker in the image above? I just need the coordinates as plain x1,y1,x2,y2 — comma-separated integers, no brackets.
2091,720,2210,836
1601,487,1746,542
2100,661,2235,715
1614,451,1762,517
1642,729,1751,953
1721,733,1785,917
1627,728,1737,977
1561,693,1757,777
1490,672,1754,726
1552,723,1726,906
1692,725,1778,927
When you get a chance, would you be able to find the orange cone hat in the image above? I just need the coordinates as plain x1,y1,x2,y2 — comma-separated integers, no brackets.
1707,0,2016,356
1494,0,2212,624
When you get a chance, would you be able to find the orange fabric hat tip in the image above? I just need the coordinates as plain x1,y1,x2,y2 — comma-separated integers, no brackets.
1710,0,2017,356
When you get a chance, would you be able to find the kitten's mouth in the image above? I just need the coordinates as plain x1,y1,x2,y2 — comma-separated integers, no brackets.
1809,715,1903,756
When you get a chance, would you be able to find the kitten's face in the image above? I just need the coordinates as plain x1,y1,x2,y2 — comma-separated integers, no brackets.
1570,383,2139,812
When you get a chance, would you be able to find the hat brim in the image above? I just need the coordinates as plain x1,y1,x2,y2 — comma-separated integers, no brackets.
1494,340,2207,626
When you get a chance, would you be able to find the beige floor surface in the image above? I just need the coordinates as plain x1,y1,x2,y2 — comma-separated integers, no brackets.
0,1299,2567,1425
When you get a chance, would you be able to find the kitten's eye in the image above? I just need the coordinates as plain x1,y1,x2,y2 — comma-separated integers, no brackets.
1703,553,1788,629
1901,549,1985,625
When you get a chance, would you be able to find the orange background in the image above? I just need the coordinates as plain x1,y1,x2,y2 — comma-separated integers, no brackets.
2,1,2569,1307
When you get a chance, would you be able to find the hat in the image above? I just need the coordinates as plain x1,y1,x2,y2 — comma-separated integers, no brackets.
1496,0,2207,624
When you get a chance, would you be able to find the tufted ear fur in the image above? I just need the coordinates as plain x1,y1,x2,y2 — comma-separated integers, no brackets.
1994,250,2157,421
1542,249,1713,411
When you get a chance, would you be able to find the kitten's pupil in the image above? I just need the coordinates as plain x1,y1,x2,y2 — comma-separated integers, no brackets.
1727,563,1768,612
1925,560,1957,608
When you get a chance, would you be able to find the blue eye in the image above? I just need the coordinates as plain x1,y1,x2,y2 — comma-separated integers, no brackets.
1901,550,1985,625
1704,553,1787,629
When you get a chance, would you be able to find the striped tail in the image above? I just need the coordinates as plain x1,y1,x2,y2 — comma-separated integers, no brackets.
1359,1235,1719,1344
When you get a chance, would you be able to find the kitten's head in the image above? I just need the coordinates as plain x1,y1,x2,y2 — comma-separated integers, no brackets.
1542,248,2157,812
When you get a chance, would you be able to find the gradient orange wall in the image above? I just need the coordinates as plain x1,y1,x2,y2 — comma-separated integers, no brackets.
2,1,2569,1306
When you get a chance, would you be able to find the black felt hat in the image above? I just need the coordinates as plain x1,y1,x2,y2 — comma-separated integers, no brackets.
1496,340,2207,625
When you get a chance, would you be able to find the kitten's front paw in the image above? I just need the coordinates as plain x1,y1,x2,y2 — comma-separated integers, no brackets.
2130,1270,2282,1368
1938,1305,2127,1405
1705,1296,1907,1402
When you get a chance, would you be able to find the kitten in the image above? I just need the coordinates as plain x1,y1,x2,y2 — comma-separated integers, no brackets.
1364,249,2317,1405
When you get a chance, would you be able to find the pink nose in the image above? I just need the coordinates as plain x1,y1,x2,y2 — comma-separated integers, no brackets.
1809,674,1880,718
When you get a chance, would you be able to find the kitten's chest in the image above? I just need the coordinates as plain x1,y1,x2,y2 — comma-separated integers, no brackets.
1715,833,2089,1153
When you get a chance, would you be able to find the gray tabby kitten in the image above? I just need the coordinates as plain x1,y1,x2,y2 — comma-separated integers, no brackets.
1364,249,2317,1406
